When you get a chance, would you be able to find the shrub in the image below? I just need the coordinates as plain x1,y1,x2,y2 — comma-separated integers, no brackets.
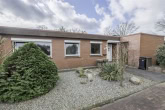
0,43,59,103
99,63,121,81
156,45,165,67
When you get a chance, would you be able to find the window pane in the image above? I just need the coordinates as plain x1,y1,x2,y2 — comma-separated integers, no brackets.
14,42,27,49
91,43,101,54
36,42,51,56
14,42,51,56
65,43,79,55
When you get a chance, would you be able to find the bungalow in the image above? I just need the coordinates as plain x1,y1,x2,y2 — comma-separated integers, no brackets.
0,26,164,69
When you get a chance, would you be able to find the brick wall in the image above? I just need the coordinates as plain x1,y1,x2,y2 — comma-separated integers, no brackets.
121,34,141,67
1,35,107,69
52,38,107,69
121,33,164,68
140,34,164,65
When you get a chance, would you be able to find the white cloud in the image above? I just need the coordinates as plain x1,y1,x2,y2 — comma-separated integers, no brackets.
95,4,105,15
0,0,165,35
108,0,125,21
98,14,114,34
0,0,99,33
0,11,41,28
94,4,114,34
106,0,165,35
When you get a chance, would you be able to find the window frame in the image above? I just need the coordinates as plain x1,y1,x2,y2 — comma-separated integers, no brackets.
11,38,52,57
90,41,102,56
64,40,80,57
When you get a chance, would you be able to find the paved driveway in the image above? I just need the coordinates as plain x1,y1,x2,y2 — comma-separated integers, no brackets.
126,67,165,83
95,82,165,110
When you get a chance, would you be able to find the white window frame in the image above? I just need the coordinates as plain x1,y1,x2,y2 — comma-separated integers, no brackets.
90,41,102,56
11,38,52,57
64,40,80,57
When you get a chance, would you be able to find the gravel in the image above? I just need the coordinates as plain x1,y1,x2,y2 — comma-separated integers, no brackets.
0,68,157,110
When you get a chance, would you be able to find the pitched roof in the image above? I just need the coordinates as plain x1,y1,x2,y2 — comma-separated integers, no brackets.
0,26,120,41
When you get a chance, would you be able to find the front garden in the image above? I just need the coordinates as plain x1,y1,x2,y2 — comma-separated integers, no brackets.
0,68,156,110
0,42,158,110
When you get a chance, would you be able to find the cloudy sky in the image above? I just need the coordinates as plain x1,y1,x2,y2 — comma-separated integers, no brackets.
0,0,165,35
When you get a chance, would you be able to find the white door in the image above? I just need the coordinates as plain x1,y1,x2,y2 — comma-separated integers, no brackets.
107,44,112,61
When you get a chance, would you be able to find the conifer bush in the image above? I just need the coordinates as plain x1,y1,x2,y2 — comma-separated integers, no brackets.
0,43,59,103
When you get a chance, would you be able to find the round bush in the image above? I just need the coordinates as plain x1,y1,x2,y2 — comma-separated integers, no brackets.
156,45,165,67
0,43,59,103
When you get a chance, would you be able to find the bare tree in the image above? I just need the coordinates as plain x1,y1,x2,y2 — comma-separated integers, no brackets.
156,14,165,33
118,42,128,87
104,27,113,36
57,26,87,34
69,28,87,34
58,26,67,32
111,42,128,87
36,25,48,30
104,22,139,36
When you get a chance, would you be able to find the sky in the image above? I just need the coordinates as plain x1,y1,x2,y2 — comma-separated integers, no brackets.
0,0,165,35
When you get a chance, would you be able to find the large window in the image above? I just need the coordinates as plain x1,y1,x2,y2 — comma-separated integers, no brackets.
35,42,51,56
64,40,80,56
12,38,52,57
90,41,102,55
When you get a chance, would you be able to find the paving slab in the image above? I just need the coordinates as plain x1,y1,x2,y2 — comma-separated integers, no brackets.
126,67,165,83
95,83,165,110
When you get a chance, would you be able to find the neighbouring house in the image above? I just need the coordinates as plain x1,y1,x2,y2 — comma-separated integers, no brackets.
121,33,164,67
0,26,164,69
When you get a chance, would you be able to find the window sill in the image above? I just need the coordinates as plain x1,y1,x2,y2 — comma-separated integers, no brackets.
65,55,81,58
90,54,102,57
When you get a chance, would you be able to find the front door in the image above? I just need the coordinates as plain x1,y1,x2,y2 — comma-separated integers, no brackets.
107,44,112,61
